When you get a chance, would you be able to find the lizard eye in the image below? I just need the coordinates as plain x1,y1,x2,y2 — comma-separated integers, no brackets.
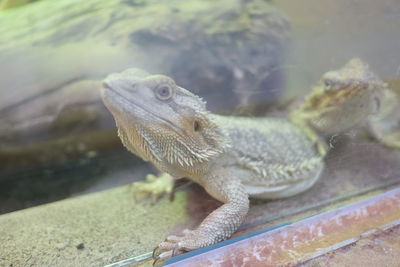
373,95,380,113
323,79,333,91
155,85,173,100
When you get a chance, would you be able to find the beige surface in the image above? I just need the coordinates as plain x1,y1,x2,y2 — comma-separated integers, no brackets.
0,186,189,266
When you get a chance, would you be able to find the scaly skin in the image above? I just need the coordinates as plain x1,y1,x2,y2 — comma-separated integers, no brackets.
100,59,386,262
289,58,387,155
368,84,400,149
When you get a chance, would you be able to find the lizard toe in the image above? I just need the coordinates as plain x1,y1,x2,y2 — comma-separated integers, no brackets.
152,230,201,261
130,173,174,204
152,250,174,266
182,229,195,235
165,235,184,242
157,240,175,251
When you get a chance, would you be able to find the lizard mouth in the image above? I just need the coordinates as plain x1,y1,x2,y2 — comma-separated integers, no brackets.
102,84,181,132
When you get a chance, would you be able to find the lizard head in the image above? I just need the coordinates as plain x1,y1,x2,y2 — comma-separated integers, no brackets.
293,58,387,134
101,68,227,167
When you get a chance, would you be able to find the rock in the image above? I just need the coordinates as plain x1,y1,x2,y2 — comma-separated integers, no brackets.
0,0,290,210
0,0,290,147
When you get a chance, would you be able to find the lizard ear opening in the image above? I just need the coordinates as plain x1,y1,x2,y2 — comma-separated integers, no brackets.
193,120,201,132
161,115,228,166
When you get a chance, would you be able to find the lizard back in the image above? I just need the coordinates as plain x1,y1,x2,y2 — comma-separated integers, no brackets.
212,115,324,198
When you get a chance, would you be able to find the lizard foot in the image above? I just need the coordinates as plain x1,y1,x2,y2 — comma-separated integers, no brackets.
152,229,207,264
131,173,174,204
380,132,400,149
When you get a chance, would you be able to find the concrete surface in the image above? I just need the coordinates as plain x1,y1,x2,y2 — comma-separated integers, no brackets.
0,186,190,266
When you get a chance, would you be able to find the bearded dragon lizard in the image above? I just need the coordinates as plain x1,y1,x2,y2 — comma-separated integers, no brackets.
101,58,389,262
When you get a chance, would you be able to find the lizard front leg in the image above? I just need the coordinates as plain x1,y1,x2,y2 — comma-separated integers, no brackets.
367,113,400,149
153,170,249,262
379,132,400,149
368,123,400,149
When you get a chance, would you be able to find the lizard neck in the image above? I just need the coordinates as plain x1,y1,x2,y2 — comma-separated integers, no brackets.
114,113,231,174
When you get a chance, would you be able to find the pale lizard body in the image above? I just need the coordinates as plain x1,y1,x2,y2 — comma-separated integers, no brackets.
210,115,323,199
101,59,389,261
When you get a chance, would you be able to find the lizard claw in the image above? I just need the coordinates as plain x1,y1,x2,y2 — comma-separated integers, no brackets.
152,228,210,263
152,246,172,266
130,173,174,204
172,243,181,257
152,255,164,267
152,248,173,266
152,246,162,259
152,234,183,263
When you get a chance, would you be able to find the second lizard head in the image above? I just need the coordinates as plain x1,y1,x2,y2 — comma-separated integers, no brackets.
291,58,387,134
